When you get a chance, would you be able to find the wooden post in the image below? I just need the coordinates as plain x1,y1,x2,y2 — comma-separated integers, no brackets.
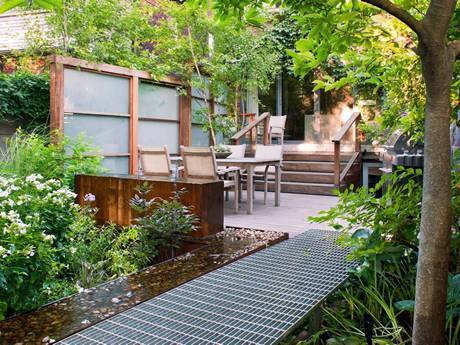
129,76,139,174
263,113,270,145
334,141,341,187
355,113,361,153
179,87,192,147
49,59,64,134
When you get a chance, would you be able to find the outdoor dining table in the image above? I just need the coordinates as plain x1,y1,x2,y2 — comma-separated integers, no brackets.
216,157,282,214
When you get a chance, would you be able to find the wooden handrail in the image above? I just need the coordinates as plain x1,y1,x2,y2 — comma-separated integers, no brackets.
332,112,362,187
332,112,361,142
231,112,271,145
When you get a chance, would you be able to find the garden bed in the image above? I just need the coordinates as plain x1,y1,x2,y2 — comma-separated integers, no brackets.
0,228,287,344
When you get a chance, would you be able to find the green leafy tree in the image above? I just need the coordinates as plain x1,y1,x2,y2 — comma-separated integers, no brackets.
0,0,62,14
215,0,459,343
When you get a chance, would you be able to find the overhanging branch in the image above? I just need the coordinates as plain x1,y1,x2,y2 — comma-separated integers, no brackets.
362,0,423,36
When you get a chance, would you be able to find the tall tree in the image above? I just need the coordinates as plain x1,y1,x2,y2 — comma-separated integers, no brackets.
215,0,459,343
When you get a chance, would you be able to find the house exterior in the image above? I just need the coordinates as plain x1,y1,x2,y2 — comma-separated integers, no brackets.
0,9,48,55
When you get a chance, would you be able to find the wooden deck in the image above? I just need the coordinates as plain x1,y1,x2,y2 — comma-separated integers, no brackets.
224,191,339,236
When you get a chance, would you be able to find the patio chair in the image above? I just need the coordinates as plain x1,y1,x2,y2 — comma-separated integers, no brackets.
269,115,287,145
180,146,239,213
138,145,171,177
222,144,246,202
253,144,283,204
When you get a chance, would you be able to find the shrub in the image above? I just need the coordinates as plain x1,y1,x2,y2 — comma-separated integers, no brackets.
67,204,148,289
0,130,105,189
0,174,79,318
306,168,460,344
130,183,199,261
0,72,50,130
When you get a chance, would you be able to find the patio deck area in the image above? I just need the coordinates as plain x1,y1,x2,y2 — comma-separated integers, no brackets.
224,191,339,236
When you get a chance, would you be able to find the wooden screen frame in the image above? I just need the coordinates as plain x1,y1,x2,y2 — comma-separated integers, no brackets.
49,55,191,174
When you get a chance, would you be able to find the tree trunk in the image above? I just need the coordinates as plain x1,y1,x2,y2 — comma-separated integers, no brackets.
413,41,454,344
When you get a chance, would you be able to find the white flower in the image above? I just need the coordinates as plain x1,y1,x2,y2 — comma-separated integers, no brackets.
0,190,9,198
70,247,77,254
42,233,56,243
28,247,36,257
25,174,43,183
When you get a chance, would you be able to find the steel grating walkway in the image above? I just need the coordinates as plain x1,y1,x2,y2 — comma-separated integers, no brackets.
58,229,356,345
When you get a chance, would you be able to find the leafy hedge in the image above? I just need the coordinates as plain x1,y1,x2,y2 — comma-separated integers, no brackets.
0,72,50,130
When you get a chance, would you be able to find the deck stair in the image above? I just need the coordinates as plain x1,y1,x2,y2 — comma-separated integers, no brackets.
256,151,360,196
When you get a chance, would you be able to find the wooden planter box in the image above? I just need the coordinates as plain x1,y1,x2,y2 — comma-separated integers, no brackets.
75,174,224,238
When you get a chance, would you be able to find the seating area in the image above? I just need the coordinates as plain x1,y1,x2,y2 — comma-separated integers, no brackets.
137,142,284,214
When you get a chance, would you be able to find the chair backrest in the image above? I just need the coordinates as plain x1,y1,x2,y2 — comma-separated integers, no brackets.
180,146,218,180
138,145,171,177
269,115,287,130
225,144,246,159
255,144,283,162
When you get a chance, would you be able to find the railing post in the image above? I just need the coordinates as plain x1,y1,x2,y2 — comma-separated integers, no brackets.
355,113,361,153
334,141,341,187
263,113,270,145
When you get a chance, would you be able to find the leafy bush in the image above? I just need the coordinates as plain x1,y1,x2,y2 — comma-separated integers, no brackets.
0,72,49,130
307,168,460,344
130,183,199,261
0,130,105,189
0,174,79,318
67,205,147,289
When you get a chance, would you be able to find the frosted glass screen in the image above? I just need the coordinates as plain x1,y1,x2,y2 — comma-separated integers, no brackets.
191,124,209,147
192,98,208,124
139,82,179,120
215,103,227,115
64,68,129,115
138,120,179,154
64,114,129,153
102,156,129,174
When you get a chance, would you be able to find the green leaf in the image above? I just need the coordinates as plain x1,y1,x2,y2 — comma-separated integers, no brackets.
295,38,315,51
0,0,26,14
351,228,371,240
394,300,415,311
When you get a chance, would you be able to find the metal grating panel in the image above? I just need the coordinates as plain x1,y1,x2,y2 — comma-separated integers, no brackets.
58,229,356,345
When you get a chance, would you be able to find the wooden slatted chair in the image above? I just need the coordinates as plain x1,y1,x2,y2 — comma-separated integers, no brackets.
180,146,239,213
269,115,287,145
138,145,172,177
222,144,246,202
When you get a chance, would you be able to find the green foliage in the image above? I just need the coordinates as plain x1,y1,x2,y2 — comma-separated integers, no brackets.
130,183,199,261
0,0,62,14
0,174,79,318
0,72,50,130
0,130,105,189
67,206,147,289
29,0,281,143
307,168,460,344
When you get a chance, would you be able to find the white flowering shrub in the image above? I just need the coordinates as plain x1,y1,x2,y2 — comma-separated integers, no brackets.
0,174,79,318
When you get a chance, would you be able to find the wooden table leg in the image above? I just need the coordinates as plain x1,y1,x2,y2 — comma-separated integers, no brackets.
247,165,254,214
275,163,281,206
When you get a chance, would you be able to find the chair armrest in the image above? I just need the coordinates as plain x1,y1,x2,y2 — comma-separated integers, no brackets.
218,167,240,175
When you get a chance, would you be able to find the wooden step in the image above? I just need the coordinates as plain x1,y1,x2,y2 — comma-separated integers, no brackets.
282,161,346,173
255,181,338,196
283,152,352,162
282,171,335,184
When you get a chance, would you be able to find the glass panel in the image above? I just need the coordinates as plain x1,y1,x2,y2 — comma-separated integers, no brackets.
191,124,209,147
139,82,179,120
191,74,210,98
64,114,129,153
64,68,129,114
138,120,179,154
192,98,208,124
215,103,227,115
102,156,129,174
